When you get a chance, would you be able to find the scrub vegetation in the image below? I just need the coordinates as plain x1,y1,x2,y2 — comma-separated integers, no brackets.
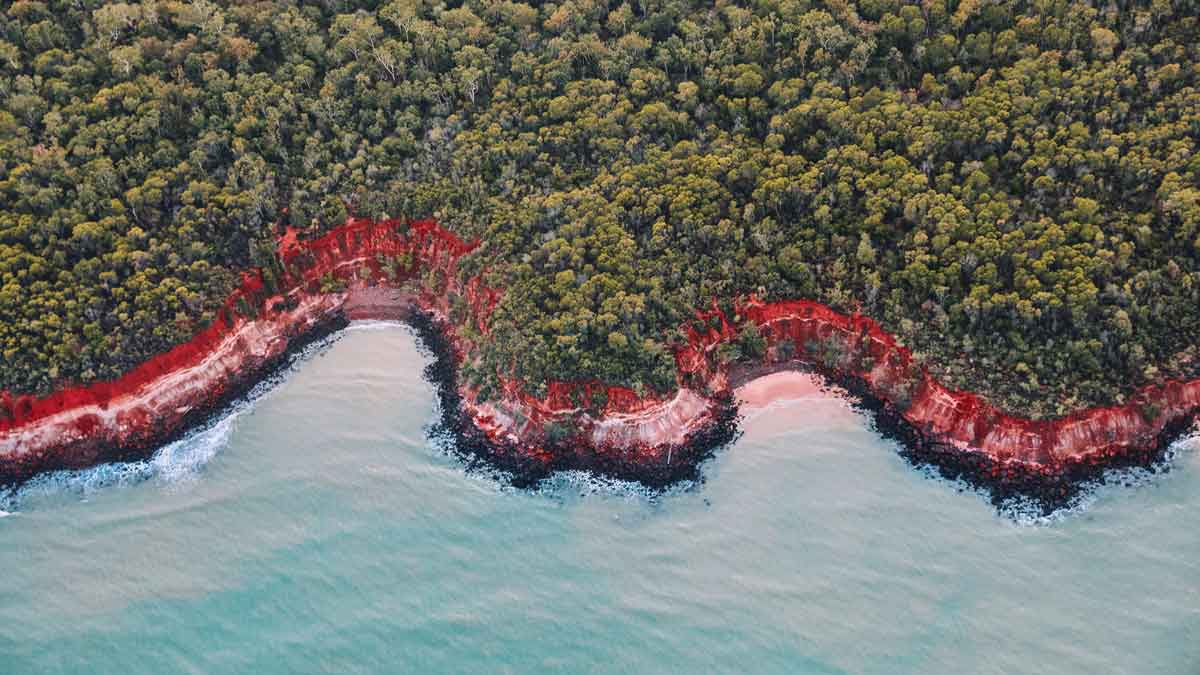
1,0,1198,418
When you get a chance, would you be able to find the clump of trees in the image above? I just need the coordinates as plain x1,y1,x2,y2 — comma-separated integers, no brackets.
1,0,1198,418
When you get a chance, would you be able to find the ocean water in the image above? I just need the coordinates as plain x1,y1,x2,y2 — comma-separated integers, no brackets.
1,323,1198,674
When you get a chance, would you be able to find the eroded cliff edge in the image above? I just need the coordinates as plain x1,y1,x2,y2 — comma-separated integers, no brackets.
2,218,1197,511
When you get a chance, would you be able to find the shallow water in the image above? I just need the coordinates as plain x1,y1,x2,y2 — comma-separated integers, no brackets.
2,324,1198,673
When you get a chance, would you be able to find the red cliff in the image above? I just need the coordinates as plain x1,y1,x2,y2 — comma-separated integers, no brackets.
0,218,482,482
2,219,1197,508
728,296,1200,475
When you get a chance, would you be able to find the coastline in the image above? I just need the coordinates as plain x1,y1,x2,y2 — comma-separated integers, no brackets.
2,217,1198,512
407,307,740,489
0,217,469,487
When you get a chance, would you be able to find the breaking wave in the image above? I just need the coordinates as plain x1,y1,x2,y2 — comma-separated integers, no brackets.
0,412,236,513
0,331,346,514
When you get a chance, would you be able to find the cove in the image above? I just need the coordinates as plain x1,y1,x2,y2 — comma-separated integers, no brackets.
3,218,1199,513
2,324,1199,673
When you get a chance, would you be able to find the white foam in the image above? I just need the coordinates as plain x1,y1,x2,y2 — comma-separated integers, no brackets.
0,413,236,512
148,411,237,488
345,319,410,332
423,388,701,503
0,330,346,513
533,469,695,502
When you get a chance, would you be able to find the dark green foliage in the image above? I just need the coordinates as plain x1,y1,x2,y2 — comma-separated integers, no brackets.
1,0,1198,419
735,322,768,361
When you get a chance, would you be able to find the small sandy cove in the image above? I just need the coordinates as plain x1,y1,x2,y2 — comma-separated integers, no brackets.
734,370,832,410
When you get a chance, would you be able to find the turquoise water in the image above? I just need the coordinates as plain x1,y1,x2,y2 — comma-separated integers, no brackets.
2,323,1198,674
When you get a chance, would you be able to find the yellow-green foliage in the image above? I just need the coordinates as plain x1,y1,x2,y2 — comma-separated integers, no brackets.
0,1,1197,419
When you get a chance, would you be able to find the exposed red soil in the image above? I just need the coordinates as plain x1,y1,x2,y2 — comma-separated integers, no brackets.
725,296,1200,472
0,218,481,482
3,218,1197,496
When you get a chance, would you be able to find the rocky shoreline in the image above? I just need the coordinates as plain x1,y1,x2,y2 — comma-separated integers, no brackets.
0,314,352,487
789,359,1186,513
2,218,1197,513
408,307,741,490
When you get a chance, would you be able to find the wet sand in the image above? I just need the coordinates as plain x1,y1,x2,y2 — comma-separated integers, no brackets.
734,370,830,410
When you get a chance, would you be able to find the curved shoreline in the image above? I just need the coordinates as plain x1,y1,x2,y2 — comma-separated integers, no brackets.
0,217,470,486
2,218,1197,512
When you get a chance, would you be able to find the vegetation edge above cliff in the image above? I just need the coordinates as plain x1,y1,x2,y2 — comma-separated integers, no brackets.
2,0,1198,419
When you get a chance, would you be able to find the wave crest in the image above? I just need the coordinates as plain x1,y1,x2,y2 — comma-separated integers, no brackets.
0,331,345,513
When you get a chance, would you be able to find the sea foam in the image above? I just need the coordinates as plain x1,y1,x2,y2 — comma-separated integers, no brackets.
0,329,347,513
995,430,1199,526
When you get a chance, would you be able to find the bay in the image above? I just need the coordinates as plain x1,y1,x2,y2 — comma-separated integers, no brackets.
1,324,1197,674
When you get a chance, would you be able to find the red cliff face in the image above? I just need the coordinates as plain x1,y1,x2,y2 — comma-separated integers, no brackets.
2,219,1197,501
0,218,482,483
679,296,1200,474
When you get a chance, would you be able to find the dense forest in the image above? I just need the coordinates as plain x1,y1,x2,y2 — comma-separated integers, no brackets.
1,0,1198,418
